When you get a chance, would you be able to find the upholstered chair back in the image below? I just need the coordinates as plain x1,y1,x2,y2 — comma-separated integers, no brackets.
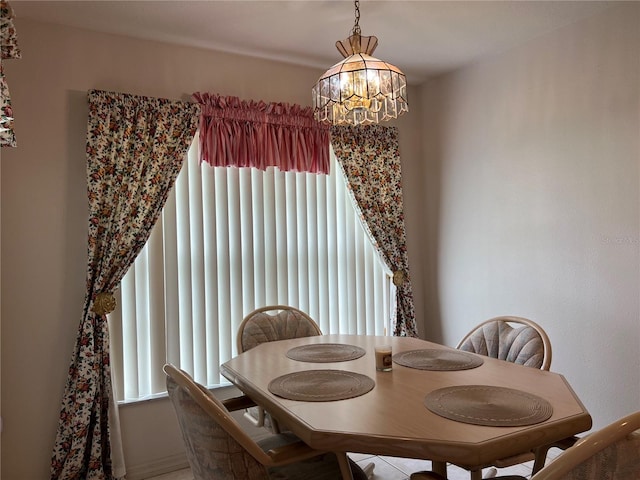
563,429,640,479
531,411,640,480
457,316,552,370
166,374,268,480
165,364,368,480
238,305,322,353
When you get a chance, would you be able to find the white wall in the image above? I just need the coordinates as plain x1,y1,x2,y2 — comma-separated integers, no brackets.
420,3,639,431
0,19,423,479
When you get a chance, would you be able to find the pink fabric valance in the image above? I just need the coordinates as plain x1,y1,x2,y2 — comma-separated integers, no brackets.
193,92,330,174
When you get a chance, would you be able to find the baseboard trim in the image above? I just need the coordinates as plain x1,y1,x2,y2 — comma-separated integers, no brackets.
124,452,189,480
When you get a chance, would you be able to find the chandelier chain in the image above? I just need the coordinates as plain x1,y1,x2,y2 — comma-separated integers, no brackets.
352,0,361,36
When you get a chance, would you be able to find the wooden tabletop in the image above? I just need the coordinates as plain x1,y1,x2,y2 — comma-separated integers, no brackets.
220,334,592,471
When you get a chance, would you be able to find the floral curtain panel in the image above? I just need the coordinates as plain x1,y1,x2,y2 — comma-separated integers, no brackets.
193,92,330,173
50,90,200,480
331,125,418,337
1,0,21,147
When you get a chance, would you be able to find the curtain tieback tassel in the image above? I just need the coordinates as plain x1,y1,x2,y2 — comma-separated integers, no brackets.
92,292,116,315
393,270,405,286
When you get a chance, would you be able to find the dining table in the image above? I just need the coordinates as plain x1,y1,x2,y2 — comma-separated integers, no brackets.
220,334,592,480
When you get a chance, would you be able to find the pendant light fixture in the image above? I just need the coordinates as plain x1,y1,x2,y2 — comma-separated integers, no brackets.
312,0,408,126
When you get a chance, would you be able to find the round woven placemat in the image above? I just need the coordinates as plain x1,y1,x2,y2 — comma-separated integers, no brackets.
392,349,484,371
286,343,366,363
424,385,553,427
268,369,375,402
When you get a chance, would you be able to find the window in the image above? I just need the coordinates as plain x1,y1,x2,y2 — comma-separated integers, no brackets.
109,134,392,402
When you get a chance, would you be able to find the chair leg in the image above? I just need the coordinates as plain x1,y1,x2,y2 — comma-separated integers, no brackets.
484,467,498,478
243,409,262,427
270,416,282,434
362,462,375,479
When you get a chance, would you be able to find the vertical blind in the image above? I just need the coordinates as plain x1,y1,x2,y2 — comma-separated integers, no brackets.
109,134,392,402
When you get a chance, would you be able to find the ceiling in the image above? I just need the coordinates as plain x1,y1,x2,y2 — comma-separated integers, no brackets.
12,0,617,84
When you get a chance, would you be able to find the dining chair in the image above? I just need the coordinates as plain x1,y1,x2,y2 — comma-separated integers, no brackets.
237,305,323,353
455,316,554,479
528,410,640,479
237,305,322,432
163,363,369,480
456,316,552,370
410,410,640,480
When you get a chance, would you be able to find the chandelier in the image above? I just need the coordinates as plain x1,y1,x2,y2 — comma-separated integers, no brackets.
312,0,408,126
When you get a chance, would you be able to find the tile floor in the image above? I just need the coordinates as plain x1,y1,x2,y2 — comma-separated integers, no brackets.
145,449,558,480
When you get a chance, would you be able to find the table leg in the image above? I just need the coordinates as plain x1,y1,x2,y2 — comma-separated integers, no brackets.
470,469,483,480
431,461,447,477
336,452,355,480
532,445,551,474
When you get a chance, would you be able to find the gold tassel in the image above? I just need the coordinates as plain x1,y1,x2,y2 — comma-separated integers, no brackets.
92,292,116,315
